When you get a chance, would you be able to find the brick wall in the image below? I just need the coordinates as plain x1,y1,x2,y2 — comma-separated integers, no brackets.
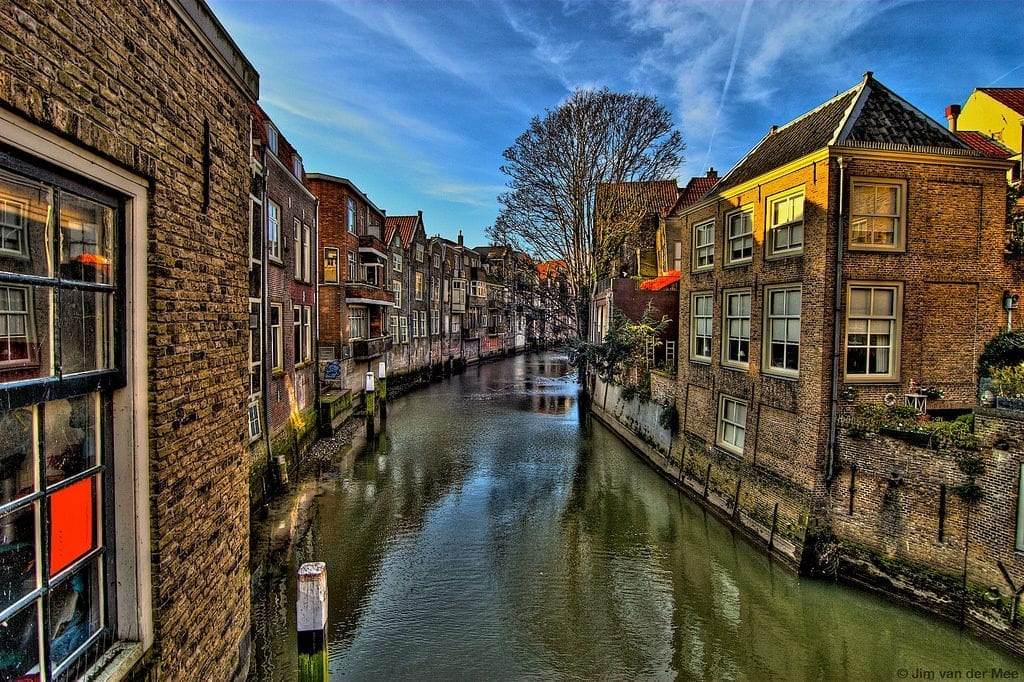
0,1,256,677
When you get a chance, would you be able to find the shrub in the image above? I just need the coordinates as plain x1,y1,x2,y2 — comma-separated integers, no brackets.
979,330,1024,377
990,362,1024,398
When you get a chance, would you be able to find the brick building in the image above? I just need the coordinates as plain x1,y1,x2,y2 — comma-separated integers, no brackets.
672,72,1013,566
0,0,257,678
385,213,431,378
249,105,319,499
307,174,393,399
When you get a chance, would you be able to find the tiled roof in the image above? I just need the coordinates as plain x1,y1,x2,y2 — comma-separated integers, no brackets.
669,173,720,214
536,260,566,279
956,131,1015,159
716,73,976,192
639,270,680,291
979,88,1024,116
384,215,421,246
595,180,680,218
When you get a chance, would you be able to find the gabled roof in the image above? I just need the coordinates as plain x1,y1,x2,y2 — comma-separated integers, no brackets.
716,72,977,192
384,213,423,247
595,180,680,218
956,131,1015,159
669,171,720,215
978,88,1024,116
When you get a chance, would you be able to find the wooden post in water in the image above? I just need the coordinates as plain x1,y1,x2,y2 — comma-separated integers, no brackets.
364,371,376,438
297,562,328,681
377,360,388,424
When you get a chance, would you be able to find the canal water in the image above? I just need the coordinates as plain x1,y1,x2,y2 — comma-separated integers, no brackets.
250,352,1022,680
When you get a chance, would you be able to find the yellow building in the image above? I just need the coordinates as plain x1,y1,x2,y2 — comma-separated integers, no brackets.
948,88,1024,182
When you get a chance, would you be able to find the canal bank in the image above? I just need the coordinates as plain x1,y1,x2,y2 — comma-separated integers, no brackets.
250,352,1021,679
589,371,1024,662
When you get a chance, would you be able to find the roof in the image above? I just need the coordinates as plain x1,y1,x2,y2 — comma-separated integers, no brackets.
251,103,305,181
595,180,680,218
639,270,681,291
716,72,977,192
956,131,1015,159
978,88,1024,116
669,172,720,215
536,260,566,279
384,213,423,247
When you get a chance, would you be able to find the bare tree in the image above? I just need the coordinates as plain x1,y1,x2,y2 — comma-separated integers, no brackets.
488,87,684,339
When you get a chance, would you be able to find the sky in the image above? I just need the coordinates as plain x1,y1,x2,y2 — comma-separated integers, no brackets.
207,0,1024,247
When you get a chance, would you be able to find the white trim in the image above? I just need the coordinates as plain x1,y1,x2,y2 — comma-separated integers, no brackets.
0,108,154,650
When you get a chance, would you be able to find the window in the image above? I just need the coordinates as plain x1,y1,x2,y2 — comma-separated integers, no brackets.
293,218,302,279
415,244,424,262
270,304,283,372
0,176,29,257
0,141,148,678
347,251,357,281
302,224,311,282
764,286,801,376
248,402,261,441
845,283,901,380
266,123,278,154
717,395,748,455
415,272,424,301
723,290,751,368
248,196,261,270
690,292,713,361
292,306,311,364
399,316,409,344
673,241,683,272
393,254,403,273
347,198,356,234
470,281,486,298
850,179,905,250
1016,464,1024,551
431,310,440,335
349,306,367,340
389,312,398,341
767,190,804,257
451,316,461,334
267,201,281,260
248,300,262,399
292,154,302,179
323,248,339,284
393,281,402,308
725,208,753,264
433,254,440,269
693,220,714,270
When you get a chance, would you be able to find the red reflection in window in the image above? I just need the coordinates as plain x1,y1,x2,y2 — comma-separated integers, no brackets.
49,477,94,576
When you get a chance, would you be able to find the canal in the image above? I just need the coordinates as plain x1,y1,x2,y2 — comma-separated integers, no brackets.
250,352,1022,680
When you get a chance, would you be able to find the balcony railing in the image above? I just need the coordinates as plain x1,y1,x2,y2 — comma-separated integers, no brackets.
358,233,388,258
351,336,392,360
345,282,395,306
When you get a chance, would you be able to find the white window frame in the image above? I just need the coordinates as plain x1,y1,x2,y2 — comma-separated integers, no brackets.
393,253,403,273
763,285,801,378
767,188,804,258
717,394,748,456
431,310,440,335
849,178,905,251
692,220,715,271
349,306,367,341
725,207,753,265
844,282,902,382
347,198,356,234
722,289,751,369
1,109,153,675
690,291,713,362
267,200,281,261
293,217,302,279
292,153,302,179
399,315,409,343
323,247,339,284
393,280,402,308
415,272,424,301
347,251,357,281
672,241,683,272
270,303,283,372
266,123,279,154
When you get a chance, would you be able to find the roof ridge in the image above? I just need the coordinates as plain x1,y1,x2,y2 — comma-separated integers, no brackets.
840,74,966,147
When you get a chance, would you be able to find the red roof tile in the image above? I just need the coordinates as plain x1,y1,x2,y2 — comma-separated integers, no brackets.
670,173,719,214
956,131,1015,159
595,180,680,218
639,270,680,291
384,215,421,246
979,88,1024,116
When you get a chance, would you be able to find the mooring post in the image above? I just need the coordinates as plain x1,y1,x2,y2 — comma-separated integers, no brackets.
364,371,376,438
769,503,779,550
377,360,388,424
702,462,712,500
297,562,328,682
731,479,742,520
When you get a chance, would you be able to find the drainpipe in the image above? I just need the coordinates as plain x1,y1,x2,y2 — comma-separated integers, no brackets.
826,156,846,485
258,139,274,494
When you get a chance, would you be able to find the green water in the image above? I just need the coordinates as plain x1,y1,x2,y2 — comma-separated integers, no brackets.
250,352,1022,680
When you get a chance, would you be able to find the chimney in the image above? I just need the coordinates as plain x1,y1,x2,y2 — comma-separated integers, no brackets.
945,104,961,132
458,230,463,247
706,167,718,179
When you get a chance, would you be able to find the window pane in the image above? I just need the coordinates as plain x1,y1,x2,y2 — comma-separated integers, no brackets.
44,396,99,486
58,289,113,375
0,503,38,612
59,194,114,286
0,408,36,504
872,289,894,316
0,602,40,679
849,289,870,316
0,171,52,276
49,558,102,667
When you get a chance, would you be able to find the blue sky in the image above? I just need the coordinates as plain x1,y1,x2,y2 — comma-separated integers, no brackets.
208,0,1024,247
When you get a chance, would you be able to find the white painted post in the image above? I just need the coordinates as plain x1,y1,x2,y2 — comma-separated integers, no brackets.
377,361,388,423
364,371,376,437
297,561,328,681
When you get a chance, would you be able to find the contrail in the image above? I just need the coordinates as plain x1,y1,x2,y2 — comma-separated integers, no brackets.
703,0,753,170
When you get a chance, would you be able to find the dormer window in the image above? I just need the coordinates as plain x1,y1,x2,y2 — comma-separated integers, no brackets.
266,124,279,155
292,154,302,179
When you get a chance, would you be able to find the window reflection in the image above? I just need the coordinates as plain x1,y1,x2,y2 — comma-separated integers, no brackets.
58,289,112,375
44,396,98,486
0,407,34,505
0,601,40,680
59,194,113,286
49,559,101,667
0,504,37,613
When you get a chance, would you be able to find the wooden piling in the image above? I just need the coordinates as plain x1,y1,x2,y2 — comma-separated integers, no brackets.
297,562,328,681
377,361,388,423
364,371,376,438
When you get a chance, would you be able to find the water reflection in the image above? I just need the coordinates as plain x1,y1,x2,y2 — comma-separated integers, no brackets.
250,352,1021,680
